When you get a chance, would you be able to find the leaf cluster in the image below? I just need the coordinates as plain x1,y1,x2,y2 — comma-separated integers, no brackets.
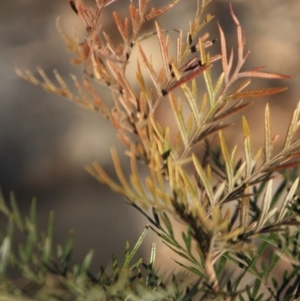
11,0,300,300
0,191,200,301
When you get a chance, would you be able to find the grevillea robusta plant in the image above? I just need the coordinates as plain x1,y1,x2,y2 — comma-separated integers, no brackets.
1,0,299,300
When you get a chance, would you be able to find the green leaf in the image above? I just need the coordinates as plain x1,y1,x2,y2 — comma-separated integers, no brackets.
265,250,280,279
173,259,206,278
163,242,193,263
256,180,273,231
0,236,11,275
42,236,52,264
152,207,160,227
213,72,225,99
203,55,214,105
179,167,198,198
219,131,234,192
6,215,14,239
174,68,200,126
42,211,55,264
169,93,188,146
62,230,74,265
256,292,265,301
284,101,300,150
242,116,253,177
239,295,246,301
0,190,10,216
245,284,252,299
24,225,36,264
260,259,267,277
10,192,23,231
277,177,299,222
182,226,192,254
213,181,226,204
192,154,214,206
161,212,174,238
149,243,156,269
122,226,148,273
81,249,94,275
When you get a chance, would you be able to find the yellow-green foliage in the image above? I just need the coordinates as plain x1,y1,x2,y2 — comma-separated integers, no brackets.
7,0,300,300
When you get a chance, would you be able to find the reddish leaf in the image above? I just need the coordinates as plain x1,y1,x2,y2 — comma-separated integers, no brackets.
266,161,300,172
103,0,118,7
213,101,253,121
155,21,171,78
144,0,179,21
193,123,234,144
230,3,246,63
165,64,211,94
238,71,291,80
113,12,130,44
138,44,161,95
232,87,288,99
138,0,150,17
217,22,230,83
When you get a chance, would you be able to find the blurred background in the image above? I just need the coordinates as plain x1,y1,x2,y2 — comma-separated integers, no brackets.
1,0,300,272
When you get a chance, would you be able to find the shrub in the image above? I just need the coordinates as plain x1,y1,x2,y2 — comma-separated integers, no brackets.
2,0,299,300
